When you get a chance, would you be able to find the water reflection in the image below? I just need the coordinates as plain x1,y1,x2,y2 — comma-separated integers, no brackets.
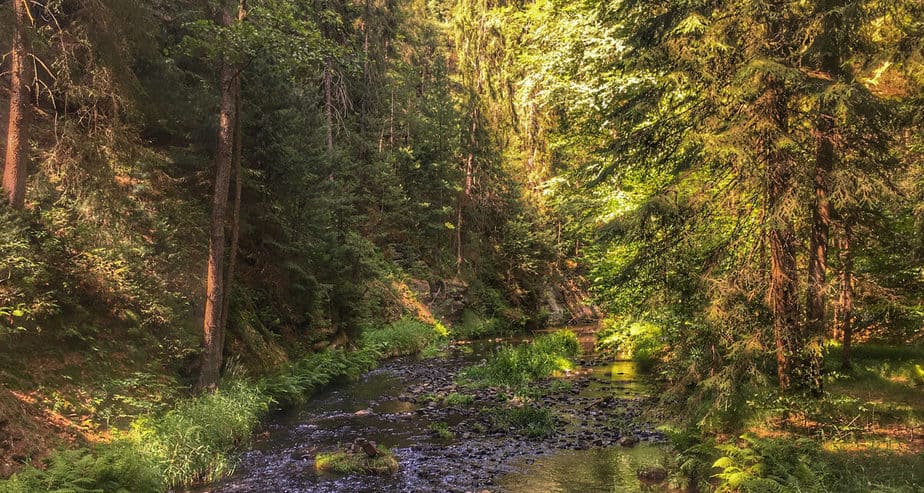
500,445,668,493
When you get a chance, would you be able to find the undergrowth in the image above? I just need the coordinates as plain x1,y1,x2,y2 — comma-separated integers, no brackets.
664,343,924,493
595,316,662,372
461,330,579,390
361,317,448,358
489,405,556,438
0,347,385,491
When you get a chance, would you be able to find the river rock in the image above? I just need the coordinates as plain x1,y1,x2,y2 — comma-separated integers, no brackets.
354,438,380,457
618,435,639,447
637,465,668,483
290,446,318,460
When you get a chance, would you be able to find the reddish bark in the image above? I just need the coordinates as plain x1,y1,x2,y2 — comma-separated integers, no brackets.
3,0,33,209
198,1,238,391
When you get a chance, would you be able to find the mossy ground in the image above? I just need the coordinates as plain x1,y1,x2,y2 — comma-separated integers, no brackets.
315,446,399,475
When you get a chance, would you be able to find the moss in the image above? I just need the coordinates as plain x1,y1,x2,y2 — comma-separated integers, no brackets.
315,447,399,475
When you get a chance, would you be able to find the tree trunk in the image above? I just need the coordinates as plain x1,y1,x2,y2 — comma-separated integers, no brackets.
456,152,472,275
3,0,32,209
219,0,246,352
765,78,799,391
804,112,833,395
456,105,477,275
325,57,334,154
198,1,238,391
839,220,853,369
803,0,841,395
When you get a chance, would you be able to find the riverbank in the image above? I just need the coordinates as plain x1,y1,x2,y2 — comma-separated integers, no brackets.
204,328,667,492
0,318,447,492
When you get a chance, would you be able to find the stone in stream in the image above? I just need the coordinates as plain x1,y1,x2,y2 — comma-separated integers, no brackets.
290,446,319,461
351,438,380,457
618,435,640,447
637,465,668,484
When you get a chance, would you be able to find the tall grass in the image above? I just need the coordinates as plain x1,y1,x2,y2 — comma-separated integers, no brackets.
361,317,447,358
130,378,270,486
462,330,579,389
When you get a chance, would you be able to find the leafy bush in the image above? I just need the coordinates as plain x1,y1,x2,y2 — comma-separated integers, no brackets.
712,434,826,493
462,330,579,389
596,316,663,371
0,444,162,493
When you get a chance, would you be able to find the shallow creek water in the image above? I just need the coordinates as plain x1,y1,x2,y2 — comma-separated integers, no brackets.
200,328,668,493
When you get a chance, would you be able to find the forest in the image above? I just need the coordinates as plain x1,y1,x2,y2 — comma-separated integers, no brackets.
0,0,921,491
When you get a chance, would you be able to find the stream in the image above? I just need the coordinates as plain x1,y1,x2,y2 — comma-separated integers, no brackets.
200,327,668,492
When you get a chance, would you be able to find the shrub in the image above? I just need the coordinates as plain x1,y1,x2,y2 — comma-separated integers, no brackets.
596,316,663,371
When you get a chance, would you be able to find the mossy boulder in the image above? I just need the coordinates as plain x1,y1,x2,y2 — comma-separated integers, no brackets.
315,445,399,475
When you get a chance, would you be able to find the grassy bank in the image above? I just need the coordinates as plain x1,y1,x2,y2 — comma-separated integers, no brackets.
0,318,447,492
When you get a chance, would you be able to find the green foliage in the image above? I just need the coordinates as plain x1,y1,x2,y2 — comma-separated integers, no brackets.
130,378,269,486
712,434,826,493
314,447,399,475
596,316,663,372
462,330,579,389
428,421,455,440
0,444,162,493
443,392,474,407
0,346,386,490
456,309,502,340
489,405,556,438
361,318,446,358
261,348,381,407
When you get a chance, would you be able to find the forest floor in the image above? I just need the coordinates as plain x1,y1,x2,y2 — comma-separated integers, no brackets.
0,328,186,477
738,345,924,490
